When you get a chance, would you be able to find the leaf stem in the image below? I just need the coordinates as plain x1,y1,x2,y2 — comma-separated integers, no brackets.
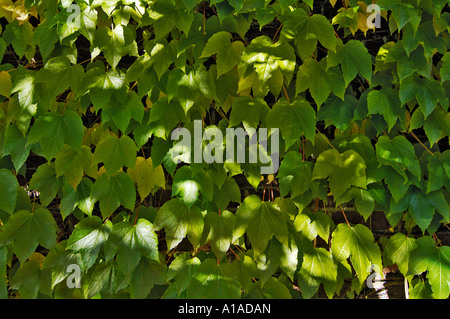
316,127,337,150
134,201,142,225
203,2,206,35
228,246,240,260
282,84,290,102
272,22,283,42
409,131,434,156
82,122,101,144
340,205,351,226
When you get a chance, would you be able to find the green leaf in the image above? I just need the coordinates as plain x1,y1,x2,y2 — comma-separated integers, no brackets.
266,98,316,150
147,97,186,140
426,150,450,193
2,20,33,59
296,58,345,107
94,25,138,69
9,259,42,298
172,166,213,207
383,232,417,275
384,42,431,83
408,236,450,299
200,31,245,78
397,187,449,233
229,96,270,134
167,253,201,295
0,168,19,215
60,178,96,218
9,67,40,117
101,91,144,133
204,210,235,260
67,216,112,270
270,237,299,282
312,149,367,199
399,75,448,119
128,157,165,201
298,245,337,299
105,219,159,276
27,110,84,161
28,162,62,206
93,135,137,175
55,145,94,190
186,258,241,299
412,106,450,147
239,35,296,94
247,276,292,299
317,94,359,132
212,178,241,211
148,0,194,39
167,66,217,113
78,5,97,44
331,223,382,283
367,88,403,131
36,56,84,98
333,134,386,184
130,258,166,298
377,0,421,31
234,195,288,256
0,70,11,98
42,241,83,289
327,40,372,85
409,189,437,232
154,198,204,251
143,39,178,80
0,247,7,298
172,165,198,206
401,20,446,61
32,18,58,61
85,261,126,298
375,135,421,181
0,208,58,264
90,171,137,219
2,123,31,171
409,278,434,299
0,38,6,63
281,9,336,60
351,187,378,221
294,209,332,243
440,52,450,82
278,152,313,197
80,68,126,110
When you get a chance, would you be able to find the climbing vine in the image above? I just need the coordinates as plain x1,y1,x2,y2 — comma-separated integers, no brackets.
0,0,449,299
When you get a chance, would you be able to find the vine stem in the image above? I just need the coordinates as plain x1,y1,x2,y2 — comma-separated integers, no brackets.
134,201,142,225
282,84,290,102
233,244,244,253
203,2,206,35
81,122,101,144
272,23,283,42
340,205,351,226
127,81,137,93
228,246,240,260
316,127,337,150
409,131,434,156
302,136,305,161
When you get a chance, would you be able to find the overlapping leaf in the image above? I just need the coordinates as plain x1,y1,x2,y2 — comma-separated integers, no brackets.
234,195,289,256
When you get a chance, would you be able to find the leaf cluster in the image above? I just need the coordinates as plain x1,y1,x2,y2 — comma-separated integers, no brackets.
0,0,449,299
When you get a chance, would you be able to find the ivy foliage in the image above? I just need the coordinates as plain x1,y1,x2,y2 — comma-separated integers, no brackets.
0,0,449,299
